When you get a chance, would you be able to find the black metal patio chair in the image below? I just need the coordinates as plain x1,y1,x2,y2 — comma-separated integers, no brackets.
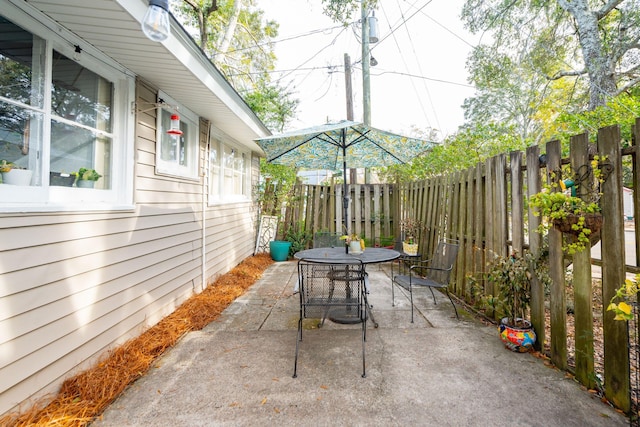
293,258,368,378
391,239,460,322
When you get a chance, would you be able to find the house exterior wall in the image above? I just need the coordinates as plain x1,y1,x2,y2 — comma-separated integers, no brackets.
0,80,260,418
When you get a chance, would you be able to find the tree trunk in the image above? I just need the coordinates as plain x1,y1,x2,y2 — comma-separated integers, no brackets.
556,0,618,109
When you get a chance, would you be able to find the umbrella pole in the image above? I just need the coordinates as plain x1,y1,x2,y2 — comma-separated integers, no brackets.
342,130,349,253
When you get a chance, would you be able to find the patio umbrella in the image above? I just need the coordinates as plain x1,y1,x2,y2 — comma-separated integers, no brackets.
255,120,434,235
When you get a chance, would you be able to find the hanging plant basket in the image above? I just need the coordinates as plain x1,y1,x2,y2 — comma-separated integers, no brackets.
552,212,602,236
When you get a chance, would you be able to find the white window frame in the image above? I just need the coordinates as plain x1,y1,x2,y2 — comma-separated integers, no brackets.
208,131,250,204
0,3,134,212
154,91,199,181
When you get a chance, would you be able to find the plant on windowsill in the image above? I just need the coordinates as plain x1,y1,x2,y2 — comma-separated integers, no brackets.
528,157,608,255
74,167,102,188
0,159,33,186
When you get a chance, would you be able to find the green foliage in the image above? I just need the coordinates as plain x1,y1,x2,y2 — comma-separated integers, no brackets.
75,167,102,181
254,159,298,222
528,165,603,255
486,252,532,326
607,275,640,321
173,0,297,132
284,221,311,255
545,94,640,149
319,0,378,24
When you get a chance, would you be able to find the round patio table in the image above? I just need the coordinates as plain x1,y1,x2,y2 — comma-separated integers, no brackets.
294,247,400,264
294,247,400,325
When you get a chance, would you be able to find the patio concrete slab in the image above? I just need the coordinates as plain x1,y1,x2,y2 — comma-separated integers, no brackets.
94,260,628,426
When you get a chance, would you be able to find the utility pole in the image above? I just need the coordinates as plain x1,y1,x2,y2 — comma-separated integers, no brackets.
344,53,354,121
345,53,357,185
361,1,371,126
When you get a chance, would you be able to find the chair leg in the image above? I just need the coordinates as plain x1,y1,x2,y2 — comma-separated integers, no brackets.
361,299,367,378
409,283,414,323
445,288,459,319
293,317,303,378
428,286,437,304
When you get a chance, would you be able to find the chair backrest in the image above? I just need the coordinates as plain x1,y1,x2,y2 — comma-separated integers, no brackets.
297,259,365,319
426,240,460,285
313,231,342,248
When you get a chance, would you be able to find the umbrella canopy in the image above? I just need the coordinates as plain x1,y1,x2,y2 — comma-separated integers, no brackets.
255,120,434,239
255,120,433,171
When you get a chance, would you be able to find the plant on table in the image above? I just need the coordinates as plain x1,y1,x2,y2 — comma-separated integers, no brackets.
400,217,425,244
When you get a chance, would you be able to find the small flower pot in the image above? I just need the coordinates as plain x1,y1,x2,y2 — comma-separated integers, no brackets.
499,318,536,352
402,242,418,256
349,240,362,254
1,169,33,186
76,179,95,188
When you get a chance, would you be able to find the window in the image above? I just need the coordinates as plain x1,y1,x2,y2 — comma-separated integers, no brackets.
208,135,249,203
155,92,199,180
0,11,133,210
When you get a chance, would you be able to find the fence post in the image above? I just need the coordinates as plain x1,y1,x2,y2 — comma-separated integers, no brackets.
570,133,596,389
526,145,544,352
599,124,630,412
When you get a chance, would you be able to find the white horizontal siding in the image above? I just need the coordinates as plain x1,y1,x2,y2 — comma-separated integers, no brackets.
0,78,260,416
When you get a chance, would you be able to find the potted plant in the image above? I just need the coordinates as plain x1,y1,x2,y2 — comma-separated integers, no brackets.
0,159,33,186
486,251,537,352
400,217,424,255
74,167,102,188
340,233,364,254
528,158,607,255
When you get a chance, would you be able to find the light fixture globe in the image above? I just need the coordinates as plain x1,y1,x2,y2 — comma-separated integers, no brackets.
142,0,170,42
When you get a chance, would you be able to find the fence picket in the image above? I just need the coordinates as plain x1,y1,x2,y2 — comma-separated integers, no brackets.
599,125,630,412
570,133,596,389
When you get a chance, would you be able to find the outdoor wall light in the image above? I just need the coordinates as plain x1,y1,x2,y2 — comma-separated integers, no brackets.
142,0,170,42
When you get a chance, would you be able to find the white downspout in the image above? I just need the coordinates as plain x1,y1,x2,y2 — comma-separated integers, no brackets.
201,122,211,292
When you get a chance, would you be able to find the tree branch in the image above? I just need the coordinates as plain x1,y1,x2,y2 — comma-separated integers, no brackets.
616,75,640,95
548,69,586,80
596,0,625,20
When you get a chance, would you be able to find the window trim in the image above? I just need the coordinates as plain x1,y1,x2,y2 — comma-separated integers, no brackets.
208,131,251,205
154,91,200,181
0,4,135,212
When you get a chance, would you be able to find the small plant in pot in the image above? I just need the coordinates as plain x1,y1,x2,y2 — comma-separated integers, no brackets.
74,167,102,188
400,217,425,255
486,251,537,352
0,159,33,185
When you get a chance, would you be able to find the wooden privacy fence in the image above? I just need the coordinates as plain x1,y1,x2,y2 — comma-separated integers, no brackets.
401,119,640,414
282,118,640,414
284,182,398,245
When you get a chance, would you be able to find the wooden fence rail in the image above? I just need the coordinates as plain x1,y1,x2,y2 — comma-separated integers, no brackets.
281,118,640,413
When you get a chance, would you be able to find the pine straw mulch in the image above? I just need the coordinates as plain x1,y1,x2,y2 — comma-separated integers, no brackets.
1,253,274,427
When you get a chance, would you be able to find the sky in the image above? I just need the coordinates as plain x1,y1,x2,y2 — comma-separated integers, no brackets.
256,0,480,139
